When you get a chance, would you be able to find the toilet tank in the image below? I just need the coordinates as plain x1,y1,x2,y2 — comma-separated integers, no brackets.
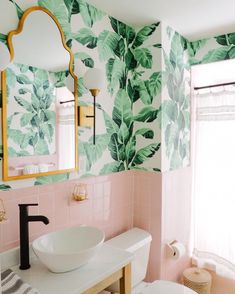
106,228,152,292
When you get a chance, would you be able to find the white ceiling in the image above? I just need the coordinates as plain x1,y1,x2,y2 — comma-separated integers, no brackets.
86,0,235,41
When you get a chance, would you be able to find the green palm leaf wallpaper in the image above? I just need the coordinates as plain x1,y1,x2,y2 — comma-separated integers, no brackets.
188,32,235,65
78,19,163,176
0,0,164,190
161,24,191,170
1,0,231,190
6,63,59,157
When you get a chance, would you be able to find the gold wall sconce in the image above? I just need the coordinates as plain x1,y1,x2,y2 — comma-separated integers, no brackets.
72,184,88,201
0,199,7,223
78,105,94,128
83,69,104,145
59,101,94,130
59,68,104,145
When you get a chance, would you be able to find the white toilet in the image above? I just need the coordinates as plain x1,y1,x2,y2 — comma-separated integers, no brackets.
106,228,197,294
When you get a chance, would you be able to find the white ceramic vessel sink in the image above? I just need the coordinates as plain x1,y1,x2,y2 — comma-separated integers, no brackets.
32,226,105,273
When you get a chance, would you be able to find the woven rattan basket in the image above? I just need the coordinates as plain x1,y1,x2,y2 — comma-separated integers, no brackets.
183,267,212,294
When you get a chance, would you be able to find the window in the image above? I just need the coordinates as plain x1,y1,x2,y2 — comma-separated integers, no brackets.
192,60,235,279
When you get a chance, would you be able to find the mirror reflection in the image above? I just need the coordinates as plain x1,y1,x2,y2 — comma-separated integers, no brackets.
2,7,78,180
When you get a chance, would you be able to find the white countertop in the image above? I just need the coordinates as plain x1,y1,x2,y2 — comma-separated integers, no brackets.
11,244,133,294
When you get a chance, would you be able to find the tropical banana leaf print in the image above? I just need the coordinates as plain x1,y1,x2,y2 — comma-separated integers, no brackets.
188,32,235,65
202,47,235,63
216,33,235,46
0,184,12,191
63,0,105,27
78,0,105,27
98,30,121,62
100,161,124,175
0,33,7,45
79,133,110,171
9,0,24,19
63,0,79,20
3,0,235,190
73,28,98,49
134,48,153,69
77,18,162,174
34,173,69,185
101,86,161,172
77,77,88,97
6,63,62,157
187,39,206,65
163,29,190,169
74,52,94,68
132,23,160,48
38,0,72,40
0,0,164,190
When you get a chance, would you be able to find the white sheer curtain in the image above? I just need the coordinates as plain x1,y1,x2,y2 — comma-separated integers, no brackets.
58,103,75,169
193,86,235,278
56,86,75,170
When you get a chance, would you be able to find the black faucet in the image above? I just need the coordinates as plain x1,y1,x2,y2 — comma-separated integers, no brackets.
18,203,49,270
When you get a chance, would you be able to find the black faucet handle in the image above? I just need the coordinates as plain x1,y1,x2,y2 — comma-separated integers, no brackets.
19,204,38,213
19,203,38,208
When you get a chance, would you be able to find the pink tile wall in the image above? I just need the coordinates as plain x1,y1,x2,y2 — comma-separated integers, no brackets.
0,171,134,253
133,171,162,281
0,168,193,287
161,167,192,282
133,168,192,283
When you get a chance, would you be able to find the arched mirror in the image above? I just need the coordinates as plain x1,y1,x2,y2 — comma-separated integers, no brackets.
1,7,78,181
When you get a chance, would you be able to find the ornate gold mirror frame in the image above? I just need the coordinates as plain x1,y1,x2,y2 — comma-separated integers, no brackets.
1,6,78,181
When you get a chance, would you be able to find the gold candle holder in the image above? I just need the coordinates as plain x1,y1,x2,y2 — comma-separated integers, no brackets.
0,199,7,223
72,184,88,201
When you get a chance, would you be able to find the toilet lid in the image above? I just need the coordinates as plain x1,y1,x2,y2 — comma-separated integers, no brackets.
142,280,197,294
